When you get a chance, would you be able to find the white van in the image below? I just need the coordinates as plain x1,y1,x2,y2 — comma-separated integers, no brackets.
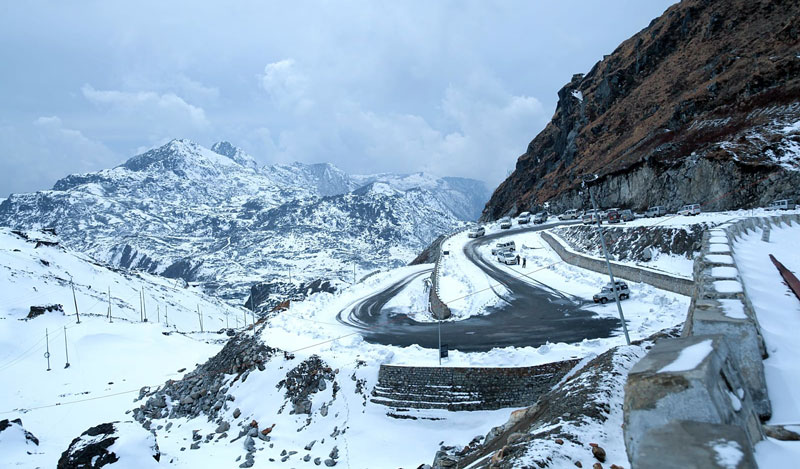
678,204,701,216
766,199,796,211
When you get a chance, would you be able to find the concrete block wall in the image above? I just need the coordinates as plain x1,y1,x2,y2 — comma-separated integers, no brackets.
370,359,579,412
540,231,695,295
429,226,469,320
624,213,800,467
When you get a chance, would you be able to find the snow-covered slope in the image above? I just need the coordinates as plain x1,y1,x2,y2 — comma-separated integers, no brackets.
0,139,489,305
0,228,246,467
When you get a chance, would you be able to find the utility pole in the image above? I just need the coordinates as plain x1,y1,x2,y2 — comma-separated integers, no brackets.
288,266,292,284
197,305,203,332
165,305,169,328
583,174,631,345
63,326,70,368
140,287,148,322
157,305,160,324
224,310,229,329
107,287,112,323
71,279,80,324
45,328,51,371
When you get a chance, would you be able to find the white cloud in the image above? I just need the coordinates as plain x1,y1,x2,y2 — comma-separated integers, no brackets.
0,117,120,195
81,85,208,127
259,59,314,113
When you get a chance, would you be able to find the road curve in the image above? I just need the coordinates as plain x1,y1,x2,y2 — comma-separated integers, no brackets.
339,222,621,352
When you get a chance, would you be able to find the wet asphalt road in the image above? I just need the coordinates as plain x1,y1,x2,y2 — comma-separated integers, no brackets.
338,222,621,352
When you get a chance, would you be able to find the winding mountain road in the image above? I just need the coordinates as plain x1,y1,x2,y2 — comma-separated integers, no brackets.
339,222,621,352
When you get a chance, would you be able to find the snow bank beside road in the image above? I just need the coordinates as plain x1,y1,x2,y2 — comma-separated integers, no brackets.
731,221,800,465
437,230,508,320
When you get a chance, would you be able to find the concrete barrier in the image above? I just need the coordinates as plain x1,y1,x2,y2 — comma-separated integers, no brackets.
623,335,763,463
623,213,799,466
636,420,757,468
540,231,694,296
428,226,469,320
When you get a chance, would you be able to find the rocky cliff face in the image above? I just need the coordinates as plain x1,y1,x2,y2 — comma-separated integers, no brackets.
483,0,800,220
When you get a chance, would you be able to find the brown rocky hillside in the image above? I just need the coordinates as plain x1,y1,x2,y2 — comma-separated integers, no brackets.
482,0,800,220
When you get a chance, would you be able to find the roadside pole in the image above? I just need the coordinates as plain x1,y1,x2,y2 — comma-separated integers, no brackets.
583,174,631,345
71,279,80,324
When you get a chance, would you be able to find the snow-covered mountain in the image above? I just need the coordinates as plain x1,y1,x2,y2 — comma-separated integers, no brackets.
0,139,489,305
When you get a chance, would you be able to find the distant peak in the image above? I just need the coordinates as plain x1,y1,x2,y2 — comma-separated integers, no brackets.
211,141,257,169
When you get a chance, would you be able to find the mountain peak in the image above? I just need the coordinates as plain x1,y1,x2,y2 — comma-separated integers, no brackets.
121,139,238,174
211,141,258,169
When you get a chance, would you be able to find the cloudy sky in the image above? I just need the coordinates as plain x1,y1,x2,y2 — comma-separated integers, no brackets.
0,0,675,195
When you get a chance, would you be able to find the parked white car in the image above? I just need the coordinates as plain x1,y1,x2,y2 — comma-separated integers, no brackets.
499,217,512,229
558,209,579,220
517,212,531,224
496,251,518,265
468,226,485,238
678,203,701,216
582,210,601,225
766,199,796,210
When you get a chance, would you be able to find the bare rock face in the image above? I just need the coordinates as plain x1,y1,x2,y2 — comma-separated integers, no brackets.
57,422,160,469
483,0,800,220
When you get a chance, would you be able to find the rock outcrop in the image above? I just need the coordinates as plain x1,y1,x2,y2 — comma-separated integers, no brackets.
483,0,800,220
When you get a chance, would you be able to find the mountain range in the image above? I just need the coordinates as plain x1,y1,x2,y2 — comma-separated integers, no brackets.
0,139,489,305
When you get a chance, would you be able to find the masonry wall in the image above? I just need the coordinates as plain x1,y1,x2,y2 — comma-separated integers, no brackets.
371,359,580,411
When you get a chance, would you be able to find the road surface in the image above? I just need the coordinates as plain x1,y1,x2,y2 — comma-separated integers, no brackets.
339,222,621,352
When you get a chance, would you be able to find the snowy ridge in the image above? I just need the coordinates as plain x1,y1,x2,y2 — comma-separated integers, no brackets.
0,139,488,305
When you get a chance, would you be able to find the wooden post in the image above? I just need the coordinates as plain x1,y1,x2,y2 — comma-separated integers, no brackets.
165,305,169,328
107,287,112,323
71,279,80,323
64,326,70,368
197,305,203,332
45,328,51,371
142,287,147,322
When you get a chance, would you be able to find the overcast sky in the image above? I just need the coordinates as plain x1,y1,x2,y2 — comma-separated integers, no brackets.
0,1,675,195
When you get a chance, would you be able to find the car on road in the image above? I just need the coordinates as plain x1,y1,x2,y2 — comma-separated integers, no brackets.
517,212,531,224
645,205,667,218
558,209,579,220
533,212,548,224
766,199,796,210
468,226,485,238
620,209,635,222
678,203,701,216
497,250,518,265
607,209,621,224
499,217,512,229
491,240,516,255
582,210,601,225
593,281,630,304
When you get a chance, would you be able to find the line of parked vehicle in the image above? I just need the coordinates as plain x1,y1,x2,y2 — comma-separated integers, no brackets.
556,198,796,226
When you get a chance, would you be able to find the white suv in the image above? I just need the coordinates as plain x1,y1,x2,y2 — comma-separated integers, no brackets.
558,209,579,220
678,204,701,216
499,217,512,229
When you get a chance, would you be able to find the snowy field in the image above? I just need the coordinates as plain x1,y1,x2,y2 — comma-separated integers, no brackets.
0,228,247,466
731,221,800,465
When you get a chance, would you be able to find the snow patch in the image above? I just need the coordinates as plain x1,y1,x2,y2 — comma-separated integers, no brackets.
658,339,713,373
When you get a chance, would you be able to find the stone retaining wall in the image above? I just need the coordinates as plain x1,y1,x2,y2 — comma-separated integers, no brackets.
429,227,468,320
623,213,800,467
370,359,580,412
540,231,694,296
